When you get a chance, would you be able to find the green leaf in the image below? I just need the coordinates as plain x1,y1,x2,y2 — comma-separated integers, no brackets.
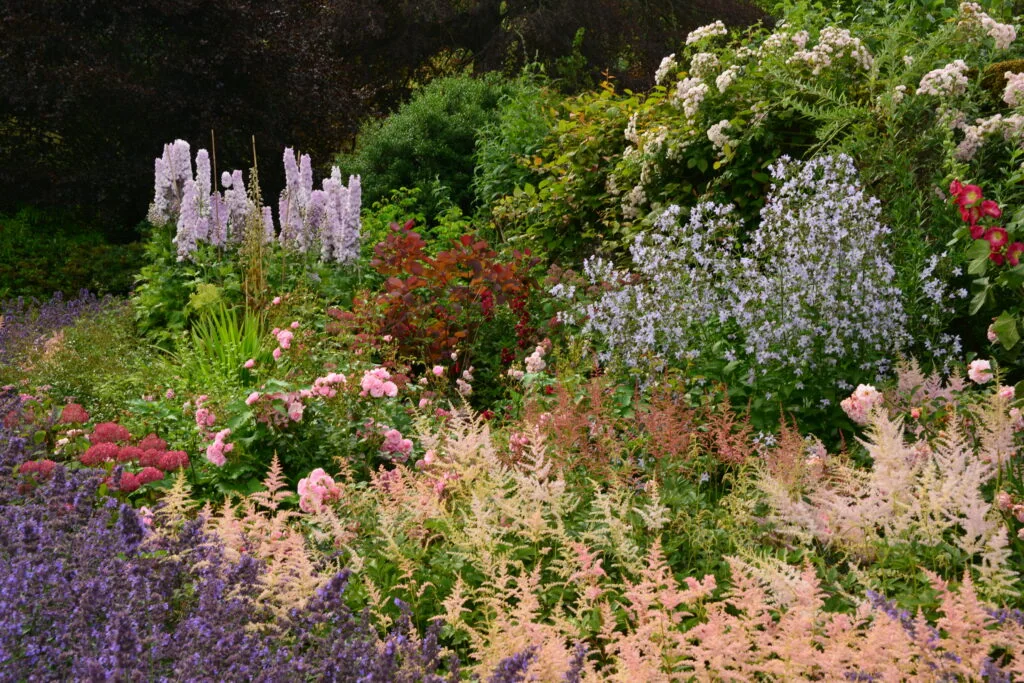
969,289,989,315
966,239,991,260
994,311,1020,350
968,255,989,276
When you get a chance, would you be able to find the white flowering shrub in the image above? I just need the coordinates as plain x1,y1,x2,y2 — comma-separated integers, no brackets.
568,155,909,409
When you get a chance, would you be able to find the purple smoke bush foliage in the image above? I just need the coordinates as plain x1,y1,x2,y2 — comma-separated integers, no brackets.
0,290,110,368
568,154,909,393
0,389,468,681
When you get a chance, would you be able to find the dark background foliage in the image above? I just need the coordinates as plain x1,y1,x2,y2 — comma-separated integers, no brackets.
0,0,765,239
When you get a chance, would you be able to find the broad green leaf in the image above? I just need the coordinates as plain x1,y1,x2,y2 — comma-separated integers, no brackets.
994,311,1020,350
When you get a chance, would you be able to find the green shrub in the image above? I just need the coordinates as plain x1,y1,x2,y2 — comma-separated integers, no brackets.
338,73,526,223
0,207,144,299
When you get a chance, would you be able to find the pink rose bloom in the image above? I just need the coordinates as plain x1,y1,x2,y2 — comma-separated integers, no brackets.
432,365,444,376
382,381,398,397
297,468,341,513
988,324,999,343
288,401,304,422
246,392,261,406
165,388,175,400
840,384,884,425
968,359,993,384
244,359,256,369
276,330,294,349
290,321,300,329
273,347,282,361
418,398,431,409
998,385,1015,400
272,296,282,305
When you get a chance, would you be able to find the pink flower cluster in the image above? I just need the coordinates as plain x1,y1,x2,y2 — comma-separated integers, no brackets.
360,367,398,398
59,403,89,424
205,428,234,467
89,421,133,444
297,468,342,513
19,459,56,479
840,384,884,424
271,326,297,361
381,428,414,460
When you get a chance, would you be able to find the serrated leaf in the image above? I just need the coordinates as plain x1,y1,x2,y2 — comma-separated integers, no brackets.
994,311,1020,350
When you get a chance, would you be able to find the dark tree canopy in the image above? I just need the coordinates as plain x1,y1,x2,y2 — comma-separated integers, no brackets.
0,0,765,234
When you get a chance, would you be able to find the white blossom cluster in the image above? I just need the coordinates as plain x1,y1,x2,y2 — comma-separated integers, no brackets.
654,54,677,85
715,65,741,92
685,20,727,45
689,52,720,79
706,119,735,150
1004,71,1024,107
735,154,907,376
954,112,1024,161
563,155,909,385
916,59,970,97
673,77,709,120
786,27,873,75
958,1,1017,50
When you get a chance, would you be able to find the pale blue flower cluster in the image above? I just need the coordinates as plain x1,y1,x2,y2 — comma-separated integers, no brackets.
561,155,910,391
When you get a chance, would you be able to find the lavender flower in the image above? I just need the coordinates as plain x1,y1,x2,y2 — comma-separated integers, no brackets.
148,140,192,225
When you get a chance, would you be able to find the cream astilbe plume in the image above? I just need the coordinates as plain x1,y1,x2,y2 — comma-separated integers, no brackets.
758,401,1020,598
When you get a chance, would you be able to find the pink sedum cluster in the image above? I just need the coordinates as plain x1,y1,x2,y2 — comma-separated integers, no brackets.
840,384,885,424
297,468,342,513
205,428,234,467
360,367,398,398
